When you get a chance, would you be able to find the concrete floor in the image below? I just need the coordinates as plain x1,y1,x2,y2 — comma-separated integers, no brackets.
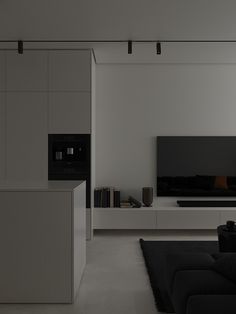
0,230,217,314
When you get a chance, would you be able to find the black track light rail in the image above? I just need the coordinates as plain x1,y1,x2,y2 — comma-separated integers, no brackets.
1,39,236,43
1,39,236,57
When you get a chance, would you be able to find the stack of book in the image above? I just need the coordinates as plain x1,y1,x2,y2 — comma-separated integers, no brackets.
94,187,120,208
120,200,133,208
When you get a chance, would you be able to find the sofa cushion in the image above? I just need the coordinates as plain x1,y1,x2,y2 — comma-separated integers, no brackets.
186,295,236,314
211,252,236,260
213,253,236,283
172,270,236,314
165,253,215,295
211,252,227,260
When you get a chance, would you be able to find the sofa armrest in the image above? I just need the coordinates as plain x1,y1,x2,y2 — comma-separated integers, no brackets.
187,295,236,314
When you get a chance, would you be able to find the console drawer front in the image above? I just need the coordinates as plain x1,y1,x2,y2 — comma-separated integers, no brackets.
220,210,236,224
157,210,220,229
93,209,156,229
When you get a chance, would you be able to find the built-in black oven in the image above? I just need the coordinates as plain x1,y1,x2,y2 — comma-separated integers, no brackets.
48,134,91,207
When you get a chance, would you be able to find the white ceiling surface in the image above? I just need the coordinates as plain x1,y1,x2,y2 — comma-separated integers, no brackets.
1,0,236,63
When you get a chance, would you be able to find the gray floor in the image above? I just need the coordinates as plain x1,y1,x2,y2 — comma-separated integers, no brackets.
0,230,217,314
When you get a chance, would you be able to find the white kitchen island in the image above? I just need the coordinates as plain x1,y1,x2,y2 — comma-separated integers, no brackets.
0,180,86,303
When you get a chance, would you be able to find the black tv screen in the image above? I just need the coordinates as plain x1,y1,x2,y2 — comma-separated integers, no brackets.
157,136,236,196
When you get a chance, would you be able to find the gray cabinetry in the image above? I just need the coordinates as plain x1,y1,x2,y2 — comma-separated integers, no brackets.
0,52,5,180
1,49,95,238
0,52,5,91
5,51,48,181
47,50,94,238
6,93,48,181
6,51,48,91
48,92,91,133
0,96,5,180
48,50,92,134
49,51,91,91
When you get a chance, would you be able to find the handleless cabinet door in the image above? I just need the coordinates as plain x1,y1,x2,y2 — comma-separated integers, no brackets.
6,52,48,91
49,51,91,91
0,52,5,180
0,52,5,91
48,92,91,133
48,51,92,134
6,93,48,181
0,94,5,180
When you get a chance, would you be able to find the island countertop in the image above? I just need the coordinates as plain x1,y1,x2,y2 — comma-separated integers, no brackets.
0,180,85,192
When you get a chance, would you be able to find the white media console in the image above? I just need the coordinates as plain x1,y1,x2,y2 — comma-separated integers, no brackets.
93,197,236,230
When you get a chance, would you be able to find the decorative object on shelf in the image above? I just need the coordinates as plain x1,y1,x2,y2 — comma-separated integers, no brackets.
218,221,236,252
94,187,120,208
18,40,23,54
156,42,161,55
226,220,236,231
114,190,120,207
142,187,153,207
128,196,142,208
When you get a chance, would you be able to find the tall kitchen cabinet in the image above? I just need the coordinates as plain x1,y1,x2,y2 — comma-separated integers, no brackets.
48,50,95,239
5,51,48,182
48,51,92,134
0,49,95,239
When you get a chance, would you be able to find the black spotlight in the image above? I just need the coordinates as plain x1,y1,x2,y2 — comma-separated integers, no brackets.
156,42,161,55
18,40,23,54
128,40,132,54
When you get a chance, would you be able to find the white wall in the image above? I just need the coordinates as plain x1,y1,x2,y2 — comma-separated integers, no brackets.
96,64,236,199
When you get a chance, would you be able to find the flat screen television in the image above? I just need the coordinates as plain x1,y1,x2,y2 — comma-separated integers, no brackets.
157,136,236,196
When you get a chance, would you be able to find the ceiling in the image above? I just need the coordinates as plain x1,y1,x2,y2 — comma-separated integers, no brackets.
1,0,236,63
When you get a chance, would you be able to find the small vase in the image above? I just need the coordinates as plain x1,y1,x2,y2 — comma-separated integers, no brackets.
142,187,153,207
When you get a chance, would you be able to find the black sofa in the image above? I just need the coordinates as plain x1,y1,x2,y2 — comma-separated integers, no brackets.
165,253,236,314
